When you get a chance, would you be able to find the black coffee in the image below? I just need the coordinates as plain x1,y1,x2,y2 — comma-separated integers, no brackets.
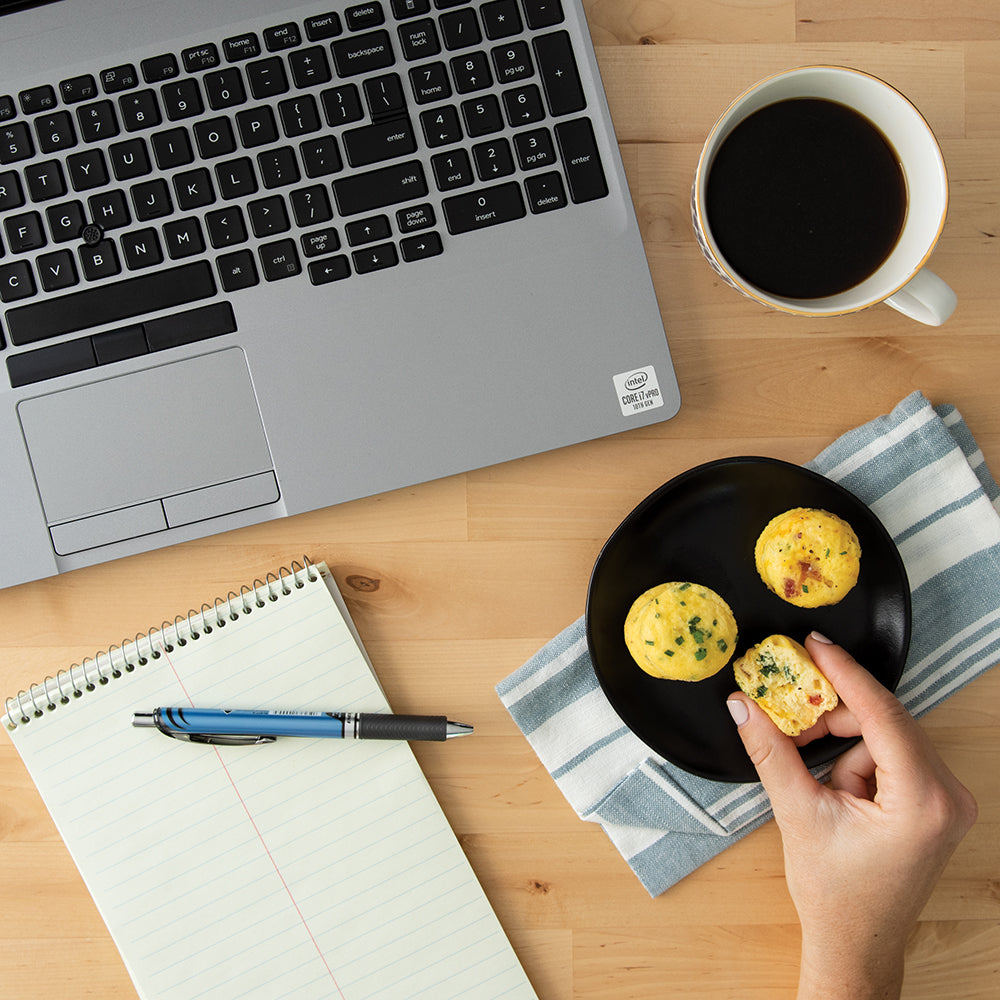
705,97,906,299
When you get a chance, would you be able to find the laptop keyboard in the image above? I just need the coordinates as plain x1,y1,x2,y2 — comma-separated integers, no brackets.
0,0,608,388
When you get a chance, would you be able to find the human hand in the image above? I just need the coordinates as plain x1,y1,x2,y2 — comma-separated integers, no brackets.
726,633,978,1000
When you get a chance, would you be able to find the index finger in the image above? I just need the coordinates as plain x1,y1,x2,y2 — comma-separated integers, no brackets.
803,632,925,769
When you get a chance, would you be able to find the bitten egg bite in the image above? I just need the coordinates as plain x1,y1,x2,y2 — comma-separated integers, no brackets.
733,634,838,736
755,507,861,608
624,582,738,681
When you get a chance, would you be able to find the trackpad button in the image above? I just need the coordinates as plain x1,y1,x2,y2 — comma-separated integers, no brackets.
18,349,276,544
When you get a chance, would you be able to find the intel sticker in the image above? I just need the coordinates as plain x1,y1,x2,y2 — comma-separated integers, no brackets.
613,366,663,416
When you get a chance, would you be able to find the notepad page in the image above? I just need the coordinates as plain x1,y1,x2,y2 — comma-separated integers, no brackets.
6,566,537,1000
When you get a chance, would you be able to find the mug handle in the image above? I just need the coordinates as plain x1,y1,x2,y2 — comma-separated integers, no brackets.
884,269,957,326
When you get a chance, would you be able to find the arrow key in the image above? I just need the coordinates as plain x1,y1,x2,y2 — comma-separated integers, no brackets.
307,254,350,285
352,241,399,274
400,231,443,262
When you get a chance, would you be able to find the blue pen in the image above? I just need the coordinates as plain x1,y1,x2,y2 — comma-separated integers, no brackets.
132,707,473,745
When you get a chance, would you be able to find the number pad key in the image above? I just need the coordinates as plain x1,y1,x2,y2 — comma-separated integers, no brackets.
449,51,492,93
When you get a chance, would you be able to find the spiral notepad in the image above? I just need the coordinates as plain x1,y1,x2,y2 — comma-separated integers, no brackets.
3,561,537,1000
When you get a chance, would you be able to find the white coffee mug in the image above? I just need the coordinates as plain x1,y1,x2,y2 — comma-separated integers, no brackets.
692,66,956,326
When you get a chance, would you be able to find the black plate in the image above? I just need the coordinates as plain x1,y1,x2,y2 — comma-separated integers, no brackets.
586,457,911,782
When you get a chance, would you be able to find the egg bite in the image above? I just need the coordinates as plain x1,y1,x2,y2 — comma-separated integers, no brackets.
624,582,738,681
754,507,861,608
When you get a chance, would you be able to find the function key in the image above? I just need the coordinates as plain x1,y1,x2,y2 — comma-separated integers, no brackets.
347,3,385,30
304,12,343,40
101,64,139,94
183,44,221,73
0,95,16,121
59,75,99,104
19,85,58,116
264,22,302,50
223,33,261,61
141,54,179,83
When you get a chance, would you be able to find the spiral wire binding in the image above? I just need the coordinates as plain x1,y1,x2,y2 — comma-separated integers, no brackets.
3,559,319,731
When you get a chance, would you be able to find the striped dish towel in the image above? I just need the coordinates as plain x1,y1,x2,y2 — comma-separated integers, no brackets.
496,392,1000,896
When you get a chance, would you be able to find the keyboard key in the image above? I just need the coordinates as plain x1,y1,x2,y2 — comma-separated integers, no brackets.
248,195,290,237
461,94,503,136
194,117,237,158
236,106,278,147
34,111,77,154
36,249,79,291
19,85,57,116
119,90,162,132
1,122,34,164
391,0,430,16
206,205,248,246
523,0,564,29
24,159,67,201
0,169,25,210
151,127,194,170
503,83,545,126
332,159,427,215
131,178,172,221
346,3,386,31
331,30,395,77
481,0,523,39
0,95,14,121
0,260,36,302
217,249,258,290
223,33,261,62
264,23,302,51
45,200,85,242
299,135,342,177
67,147,110,190
289,47,332,88
4,211,46,252
304,12,343,40
182,44,221,73
533,31,585,116
59,75,99,104
258,146,300,188
301,226,340,256
450,51,492,93
87,189,130,230
352,241,398,274
321,85,364,126
163,217,205,259
120,227,164,270
291,185,333,226
5,260,216,344
161,78,204,120
215,157,259,200
173,167,215,210
431,148,473,189
419,105,462,146
141,54,180,83
472,137,514,180
513,127,555,170
554,117,607,202
108,138,151,180
396,202,435,232
364,73,408,120
205,68,248,110
525,170,566,213
398,19,441,61
246,57,289,99
442,180,525,234
278,95,321,136
492,40,534,83
344,118,417,167
440,8,481,50
346,214,391,246
7,338,96,387
410,60,451,104
101,64,139,94
77,101,120,142
92,324,148,364
400,230,442,261
307,255,350,284
258,238,300,280
144,302,236,350
79,239,121,280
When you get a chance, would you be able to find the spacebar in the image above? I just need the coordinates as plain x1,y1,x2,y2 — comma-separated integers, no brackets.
6,261,217,346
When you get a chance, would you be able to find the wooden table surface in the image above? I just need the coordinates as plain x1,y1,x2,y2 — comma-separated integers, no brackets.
2,2,998,998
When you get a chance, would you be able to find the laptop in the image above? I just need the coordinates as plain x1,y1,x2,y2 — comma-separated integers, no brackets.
0,0,680,590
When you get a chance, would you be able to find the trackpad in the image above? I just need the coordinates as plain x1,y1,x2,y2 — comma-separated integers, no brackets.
18,349,277,552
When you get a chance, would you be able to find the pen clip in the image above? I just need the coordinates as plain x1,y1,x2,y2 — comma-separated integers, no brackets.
173,731,278,746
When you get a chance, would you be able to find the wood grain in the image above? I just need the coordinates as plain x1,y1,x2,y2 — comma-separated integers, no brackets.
2,2,998,998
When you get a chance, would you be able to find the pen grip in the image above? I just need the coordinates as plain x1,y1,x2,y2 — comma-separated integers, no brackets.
357,714,447,741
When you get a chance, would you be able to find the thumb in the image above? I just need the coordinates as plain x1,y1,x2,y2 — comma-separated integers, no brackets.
727,694,821,823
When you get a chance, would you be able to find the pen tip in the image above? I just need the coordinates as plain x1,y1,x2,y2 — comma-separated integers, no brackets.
446,721,473,738
132,712,156,728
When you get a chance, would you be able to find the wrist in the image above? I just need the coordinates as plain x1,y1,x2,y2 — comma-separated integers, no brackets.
797,934,905,1000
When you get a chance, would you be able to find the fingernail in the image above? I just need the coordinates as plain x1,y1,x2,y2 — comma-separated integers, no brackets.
809,631,834,644
726,698,750,727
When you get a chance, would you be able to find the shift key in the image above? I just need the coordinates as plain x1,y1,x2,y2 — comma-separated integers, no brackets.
332,160,427,216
